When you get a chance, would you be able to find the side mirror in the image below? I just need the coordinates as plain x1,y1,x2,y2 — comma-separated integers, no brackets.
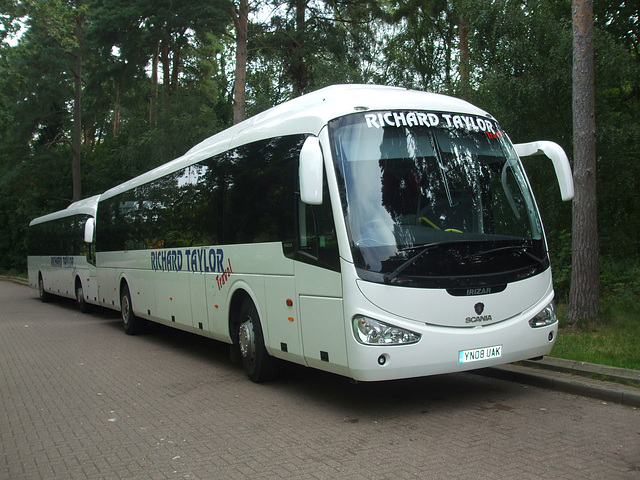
514,141,574,201
84,217,95,244
299,136,324,205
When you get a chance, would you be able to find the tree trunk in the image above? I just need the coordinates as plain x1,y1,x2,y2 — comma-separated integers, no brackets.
459,16,470,100
72,12,83,202
160,39,170,93
291,0,308,97
113,87,120,138
171,38,180,91
232,0,248,125
150,41,159,124
567,0,600,324
444,20,453,93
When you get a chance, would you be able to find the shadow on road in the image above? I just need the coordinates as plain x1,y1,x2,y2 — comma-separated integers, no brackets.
39,294,526,415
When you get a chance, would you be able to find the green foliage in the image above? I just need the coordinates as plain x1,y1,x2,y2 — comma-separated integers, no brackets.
600,258,640,305
249,0,381,101
0,142,73,270
548,230,572,302
377,0,459,92
84,85,231,195
554,291,640,370
0,0,639,323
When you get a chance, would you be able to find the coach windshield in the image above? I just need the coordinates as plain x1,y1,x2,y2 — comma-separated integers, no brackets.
328,111,548,289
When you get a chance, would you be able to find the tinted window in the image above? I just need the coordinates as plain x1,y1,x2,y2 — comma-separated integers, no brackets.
28,214,91,256
296,170,340,271
97,136,304,252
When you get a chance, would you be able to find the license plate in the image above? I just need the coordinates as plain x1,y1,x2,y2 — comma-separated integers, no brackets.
458,345,502,364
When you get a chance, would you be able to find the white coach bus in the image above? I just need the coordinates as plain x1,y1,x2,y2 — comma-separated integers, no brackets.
90,84,573,382
27,195,100,312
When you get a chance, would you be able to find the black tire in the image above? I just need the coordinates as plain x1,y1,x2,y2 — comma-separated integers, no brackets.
38,273,51,303
76,279,91,313
120,284,145,335
237,298,278,382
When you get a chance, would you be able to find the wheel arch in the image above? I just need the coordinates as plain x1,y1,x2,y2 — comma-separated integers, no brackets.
228,287,252,346
74,275,83,299
37,271,52,303
228,283,278,382
118,274,130,310
227,279,268,346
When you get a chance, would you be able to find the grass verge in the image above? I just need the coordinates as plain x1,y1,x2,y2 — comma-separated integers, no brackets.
552,297,640,371
0,269,28,280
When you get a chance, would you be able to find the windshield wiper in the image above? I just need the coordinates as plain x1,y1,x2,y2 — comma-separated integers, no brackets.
464,245,546,265
384,241,464,284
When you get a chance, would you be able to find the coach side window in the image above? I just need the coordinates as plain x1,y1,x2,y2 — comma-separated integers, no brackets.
223,136,300,246
296,170,340,272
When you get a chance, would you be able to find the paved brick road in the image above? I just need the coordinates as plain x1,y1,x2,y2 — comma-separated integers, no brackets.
1,280,639,479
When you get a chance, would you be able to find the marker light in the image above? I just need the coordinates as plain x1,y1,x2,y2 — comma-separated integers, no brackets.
529,302,558,328
353,315,421,345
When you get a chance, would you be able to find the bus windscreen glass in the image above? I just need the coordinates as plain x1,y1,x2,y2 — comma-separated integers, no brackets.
329,111,548,289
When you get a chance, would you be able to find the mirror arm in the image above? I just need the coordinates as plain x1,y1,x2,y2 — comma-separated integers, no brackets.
514,141,574,201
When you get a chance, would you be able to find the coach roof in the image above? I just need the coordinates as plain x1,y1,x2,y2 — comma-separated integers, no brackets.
99,84,490,201
29,195,100,227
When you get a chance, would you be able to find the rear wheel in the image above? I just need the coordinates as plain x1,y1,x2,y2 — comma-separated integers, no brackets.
237,298,277,382
38,274,51,303
76,279,90,313
120,284,145,335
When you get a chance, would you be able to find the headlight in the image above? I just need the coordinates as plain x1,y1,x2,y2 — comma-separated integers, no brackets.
529,302,558,328
353,315,421,345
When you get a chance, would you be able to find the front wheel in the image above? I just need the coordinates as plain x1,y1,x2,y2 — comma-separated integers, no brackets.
120,284,145,335
237,298,278,382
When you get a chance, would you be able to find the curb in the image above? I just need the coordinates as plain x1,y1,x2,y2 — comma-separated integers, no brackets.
521,356,640,386
0,276,29,286
479,357,640,408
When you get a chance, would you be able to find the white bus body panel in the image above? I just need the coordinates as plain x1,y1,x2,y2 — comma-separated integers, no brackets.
95,242,355,374
28,255,97,302
262,275,304,363
28,195,100,306
356,270,552,328
294,262,348,376
341,265,556,382
96,243,295,336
